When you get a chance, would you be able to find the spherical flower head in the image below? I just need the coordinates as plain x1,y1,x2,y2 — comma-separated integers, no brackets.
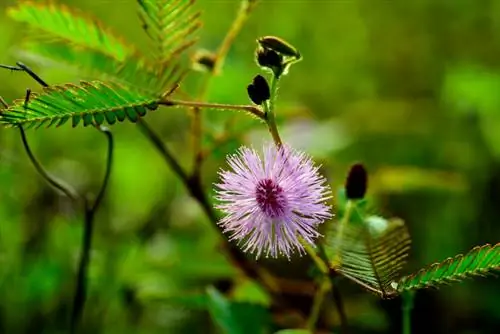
214,143,333,259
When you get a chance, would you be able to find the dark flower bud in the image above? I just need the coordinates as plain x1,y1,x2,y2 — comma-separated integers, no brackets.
345,163,368,200
247,74,270,105
191,49,217,72
256,47,283,70
257,35,301,60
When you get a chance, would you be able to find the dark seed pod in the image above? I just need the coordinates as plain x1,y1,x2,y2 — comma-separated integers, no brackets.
247,74,270,105
257,35,301,59
345,163,368,200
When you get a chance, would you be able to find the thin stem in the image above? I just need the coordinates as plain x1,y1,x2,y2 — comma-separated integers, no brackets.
302,240,329,275
136,119,278,292
161,99,265,120
307,277,331,331
191,0,259,171
402,291,415,334
332,282,349,334
0,62,49,87
70,126,114,333
19,126,79,202
264,75,283,147
213,0,255,75
136,119,191,185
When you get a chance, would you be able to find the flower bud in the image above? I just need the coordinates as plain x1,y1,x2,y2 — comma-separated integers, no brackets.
247,74,270,105
257,36,301,60
345,163,368,200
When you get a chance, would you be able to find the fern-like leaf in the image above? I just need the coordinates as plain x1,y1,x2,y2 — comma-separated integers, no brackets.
0,81,160,129
138,0,201,64
394,243,500,292
327,215,411,298
8,2,133,61
8,2,185,94
20,41,183,95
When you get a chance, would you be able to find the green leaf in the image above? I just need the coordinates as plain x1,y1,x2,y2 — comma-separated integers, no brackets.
325,202,411,298
20,41,183,95
0,81,160,128
8,2,186,95
206,286,270,334
394,243,500,292
8,2,133,61
138,0,201,64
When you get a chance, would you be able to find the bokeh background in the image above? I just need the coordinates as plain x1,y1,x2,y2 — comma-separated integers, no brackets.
0,0,500,333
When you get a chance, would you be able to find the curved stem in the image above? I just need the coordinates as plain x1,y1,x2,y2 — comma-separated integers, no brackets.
19,126,79,202
70,126,114,333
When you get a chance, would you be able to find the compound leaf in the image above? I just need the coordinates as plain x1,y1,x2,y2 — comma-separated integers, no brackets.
0,81,160,129
394,243,500,292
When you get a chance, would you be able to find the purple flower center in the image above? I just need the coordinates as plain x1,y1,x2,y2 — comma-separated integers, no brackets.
255,178,288,218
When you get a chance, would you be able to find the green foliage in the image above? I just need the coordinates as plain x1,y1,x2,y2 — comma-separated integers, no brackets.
7,1,191,96
206,286,270,334
395,243,500,292
138,0,201,64
327,210,411,298
0,81,160,128
8,2,133,61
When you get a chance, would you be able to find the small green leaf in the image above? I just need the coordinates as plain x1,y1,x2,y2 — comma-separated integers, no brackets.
395,243,500,292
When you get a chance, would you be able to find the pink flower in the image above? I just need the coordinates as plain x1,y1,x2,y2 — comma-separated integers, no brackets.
215,143,332,259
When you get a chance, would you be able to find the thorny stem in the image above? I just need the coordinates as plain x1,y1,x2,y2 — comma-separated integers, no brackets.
19,126,80,202
71,126,113,333
191,0,259,172
160,99,265,120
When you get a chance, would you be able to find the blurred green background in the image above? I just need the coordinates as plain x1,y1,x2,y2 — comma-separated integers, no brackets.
1,0,500,333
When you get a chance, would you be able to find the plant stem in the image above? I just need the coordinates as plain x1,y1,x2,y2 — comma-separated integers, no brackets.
302,240,328,275
160,99,265,120
332,200,354,266
136,119,191,185
402,291,415,334
331,281,349,334
70,126,114,333
264,75,283,147
191,0,259,172
19,126,79,202
307,277,331,331
136,119,278,293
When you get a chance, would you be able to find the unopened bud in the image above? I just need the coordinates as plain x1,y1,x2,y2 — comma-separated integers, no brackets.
345,163,368,200
257,36,301,60
247,74,270,105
